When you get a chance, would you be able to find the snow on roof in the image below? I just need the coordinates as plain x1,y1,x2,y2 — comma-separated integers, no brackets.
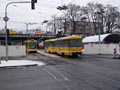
82,34,110,43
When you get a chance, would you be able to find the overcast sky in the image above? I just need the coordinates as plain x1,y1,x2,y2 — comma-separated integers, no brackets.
0,0,120,32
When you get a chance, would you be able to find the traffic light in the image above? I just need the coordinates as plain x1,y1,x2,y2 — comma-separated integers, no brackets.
31,0,37,9
34,0,37,3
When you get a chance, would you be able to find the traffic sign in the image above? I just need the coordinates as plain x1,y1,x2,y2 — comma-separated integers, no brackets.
3,16,9,21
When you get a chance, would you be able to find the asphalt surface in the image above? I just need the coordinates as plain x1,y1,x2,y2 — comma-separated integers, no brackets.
0,53,120,90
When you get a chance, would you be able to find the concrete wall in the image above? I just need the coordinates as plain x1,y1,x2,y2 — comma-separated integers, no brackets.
0,45,26,57
83,44,120,55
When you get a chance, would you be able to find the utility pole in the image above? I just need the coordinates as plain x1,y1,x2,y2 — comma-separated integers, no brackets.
25,23,37,31
64,18,66,34
53,18,56,34
95,11,102,55
25,23,29,31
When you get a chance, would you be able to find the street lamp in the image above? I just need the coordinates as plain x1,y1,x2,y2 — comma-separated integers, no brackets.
57,5,68,10
42,20,48,24
3,1,31,62
94,11,103,55
57,5,68,35
42,20,48,33
81,16,87,37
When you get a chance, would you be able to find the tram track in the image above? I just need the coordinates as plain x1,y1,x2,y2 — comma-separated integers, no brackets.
51,56,120,90
23,53,120,90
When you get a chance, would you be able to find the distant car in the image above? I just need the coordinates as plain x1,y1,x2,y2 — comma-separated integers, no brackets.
39,41,44,49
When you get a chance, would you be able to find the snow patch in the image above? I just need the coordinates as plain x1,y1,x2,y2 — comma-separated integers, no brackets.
0,60,45,67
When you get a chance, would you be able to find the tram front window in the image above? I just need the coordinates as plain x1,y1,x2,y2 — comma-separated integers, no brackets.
29,42,36,49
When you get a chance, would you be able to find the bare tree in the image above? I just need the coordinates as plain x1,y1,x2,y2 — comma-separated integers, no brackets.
105,5,119,33
48,2,120,36
87,2,98,34
47,15,65,34
81,6,93,35
65,4,83,35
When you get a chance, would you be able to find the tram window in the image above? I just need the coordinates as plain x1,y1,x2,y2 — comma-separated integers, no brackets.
58,40,61,47
56,41,59,47
46,41,53,47
56,41,61,47
29,42,36,49
70,39,82,47
50,42,54,46
54,41,56,47
55,40,64,47
45,42,50,47
64,40,71,47
60,40,64,47
55,41,58,47
44,42,46,46
46,42,50,47
52,42,55,46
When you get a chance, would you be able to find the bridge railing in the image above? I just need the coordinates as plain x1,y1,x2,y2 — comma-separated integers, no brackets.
0,34,56,38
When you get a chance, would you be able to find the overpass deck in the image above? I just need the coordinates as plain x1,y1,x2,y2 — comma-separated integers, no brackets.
0,34,56,40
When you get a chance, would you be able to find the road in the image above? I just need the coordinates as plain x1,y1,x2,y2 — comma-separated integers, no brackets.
0,53,120,90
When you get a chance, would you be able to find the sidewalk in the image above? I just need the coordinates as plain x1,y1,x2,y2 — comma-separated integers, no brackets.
37,50,120,59
37,50,60,57
84,54,120,59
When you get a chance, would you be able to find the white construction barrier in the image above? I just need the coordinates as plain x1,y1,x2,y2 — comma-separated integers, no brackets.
0,45,26,57
83,44,120,55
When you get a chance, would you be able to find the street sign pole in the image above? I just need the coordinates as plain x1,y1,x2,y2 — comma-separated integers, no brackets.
5,19,8,62
4,1,31,62
4,5,10,61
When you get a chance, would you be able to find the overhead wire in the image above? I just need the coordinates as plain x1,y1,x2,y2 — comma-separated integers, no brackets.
0,0,76,30
0,0,54,22
36,3,56,8
38,0,57,5
0,0,58,28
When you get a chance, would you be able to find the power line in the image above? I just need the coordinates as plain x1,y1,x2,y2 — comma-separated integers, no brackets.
0,19,39,25
38,0,58,5
36,3,56,8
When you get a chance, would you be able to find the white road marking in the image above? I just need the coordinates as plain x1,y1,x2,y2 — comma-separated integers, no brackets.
48,66,70,81
37,50,60,57
44,68,72,90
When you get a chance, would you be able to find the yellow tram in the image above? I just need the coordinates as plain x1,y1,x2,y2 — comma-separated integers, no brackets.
24,40,38,53
44,35,83,56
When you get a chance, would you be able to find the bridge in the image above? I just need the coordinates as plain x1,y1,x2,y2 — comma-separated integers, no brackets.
0,34,56,40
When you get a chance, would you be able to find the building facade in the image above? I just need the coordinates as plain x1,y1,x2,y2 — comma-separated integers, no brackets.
64,21,95,36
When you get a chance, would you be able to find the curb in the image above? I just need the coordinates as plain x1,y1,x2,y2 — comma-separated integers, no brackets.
0,64,38,69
